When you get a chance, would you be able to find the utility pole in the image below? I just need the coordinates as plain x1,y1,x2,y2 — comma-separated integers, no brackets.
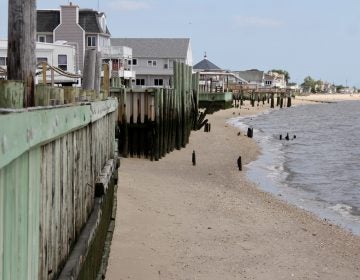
7,0,37,107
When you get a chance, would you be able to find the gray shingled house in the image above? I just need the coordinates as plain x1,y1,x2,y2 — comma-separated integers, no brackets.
37,3,111,73
193,55,247,92
110,38,192,88
233,69,266,87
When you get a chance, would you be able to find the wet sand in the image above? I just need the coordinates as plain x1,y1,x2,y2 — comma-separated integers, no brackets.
106,94,360,279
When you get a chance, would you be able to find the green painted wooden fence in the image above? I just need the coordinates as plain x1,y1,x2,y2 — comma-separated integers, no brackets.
0,98,118,279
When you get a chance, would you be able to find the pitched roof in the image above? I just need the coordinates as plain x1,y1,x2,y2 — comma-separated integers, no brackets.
37,10,60,32
111,38,190,59
36,9,110,35
264,73,275,81
79,10,110,35
193,58,221,71
235,70,264,83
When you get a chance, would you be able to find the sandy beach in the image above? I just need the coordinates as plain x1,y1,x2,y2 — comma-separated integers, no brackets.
106,94,360,280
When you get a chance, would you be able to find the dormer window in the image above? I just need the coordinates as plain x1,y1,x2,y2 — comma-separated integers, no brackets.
87,36,96,47
99,15,107,32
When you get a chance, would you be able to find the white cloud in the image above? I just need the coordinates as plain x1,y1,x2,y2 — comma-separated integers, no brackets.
107,0,150,11
234,16,284,28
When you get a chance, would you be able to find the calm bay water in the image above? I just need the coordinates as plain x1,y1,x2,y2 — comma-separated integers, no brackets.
228,101,360,235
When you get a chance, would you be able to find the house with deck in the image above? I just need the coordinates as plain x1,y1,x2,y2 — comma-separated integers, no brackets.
36,3,135,84
110,38,192,88
232,69,287,89
193,54,247,92
0,39,78,85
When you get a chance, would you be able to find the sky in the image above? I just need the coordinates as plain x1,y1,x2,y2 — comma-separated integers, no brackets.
1,0,360,87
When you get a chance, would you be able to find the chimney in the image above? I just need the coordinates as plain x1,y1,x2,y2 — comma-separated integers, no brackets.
60,3,79,24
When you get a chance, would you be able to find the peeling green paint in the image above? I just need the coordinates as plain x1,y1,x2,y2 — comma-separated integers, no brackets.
0,99,118,170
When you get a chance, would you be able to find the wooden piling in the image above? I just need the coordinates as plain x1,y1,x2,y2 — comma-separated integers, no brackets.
237,156,242,171
103,64,110,98
7,0,36,107
0,81,24,109
94,51,101,95
82,49,96,90
287,95,292,107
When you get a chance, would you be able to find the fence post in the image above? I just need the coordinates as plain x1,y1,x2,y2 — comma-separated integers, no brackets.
42,62,47,85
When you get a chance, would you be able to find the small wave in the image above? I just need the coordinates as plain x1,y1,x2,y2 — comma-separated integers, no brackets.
329,204,356,219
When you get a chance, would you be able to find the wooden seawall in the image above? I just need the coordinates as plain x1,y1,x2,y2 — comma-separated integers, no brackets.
0,81,118,279
111,62,200,160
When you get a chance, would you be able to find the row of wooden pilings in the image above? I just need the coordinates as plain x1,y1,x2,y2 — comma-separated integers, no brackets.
110,62,200,160
0,82,109,109
233,92,292,108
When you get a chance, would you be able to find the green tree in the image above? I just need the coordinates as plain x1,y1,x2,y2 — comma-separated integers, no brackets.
270,69,290,83
301,76,317,93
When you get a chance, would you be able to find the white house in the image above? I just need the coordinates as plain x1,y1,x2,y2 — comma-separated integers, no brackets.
0,39,78,85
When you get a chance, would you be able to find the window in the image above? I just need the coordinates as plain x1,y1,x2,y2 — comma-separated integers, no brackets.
38,35,46,43
87,36,96,47
147,60,157,67
58,55,67,71
164,63,168,69
0,57,6,66
112,59,119,70
136,79,145,86
154,79,163,86
37,57,48,64
265,80,272,85
132,59,137,65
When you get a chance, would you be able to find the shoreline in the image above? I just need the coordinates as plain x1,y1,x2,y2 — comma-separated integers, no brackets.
106,94,360,279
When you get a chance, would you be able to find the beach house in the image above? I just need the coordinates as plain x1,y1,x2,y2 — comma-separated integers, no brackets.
36,3,135,85
193,54,248,92
37,3,111,73
110,38,192,88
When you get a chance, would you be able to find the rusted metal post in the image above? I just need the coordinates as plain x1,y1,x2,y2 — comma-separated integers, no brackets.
7,0,37,107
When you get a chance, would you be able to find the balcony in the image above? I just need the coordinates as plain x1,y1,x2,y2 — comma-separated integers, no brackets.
101,46,132,59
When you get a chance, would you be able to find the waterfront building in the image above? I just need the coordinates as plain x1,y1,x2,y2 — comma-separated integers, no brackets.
111,38,192,88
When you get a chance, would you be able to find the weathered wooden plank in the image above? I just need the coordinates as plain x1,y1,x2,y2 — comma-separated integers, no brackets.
39,146,46,280
54,139,61,276
0,167,4,279
74,130,81,237
3,157,14,280
68,133,75,251
17,153,29,280
0,106,91,170
48,143,54,279
95,159,115,197
2,152,29,280
27,148,40,280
